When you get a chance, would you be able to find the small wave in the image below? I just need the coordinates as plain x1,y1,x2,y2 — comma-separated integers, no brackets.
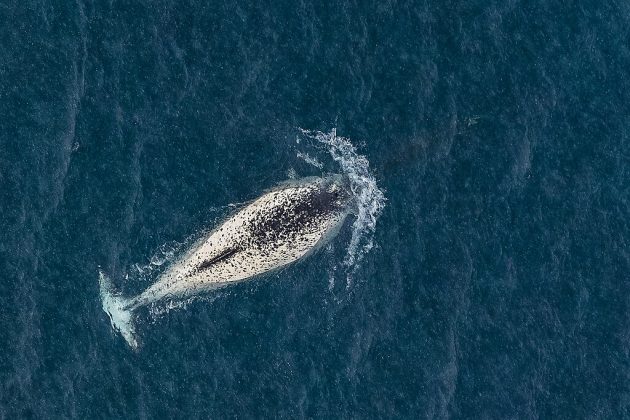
129,241,184,283
296,151,324,169
147,288,229,319
298,128,385,288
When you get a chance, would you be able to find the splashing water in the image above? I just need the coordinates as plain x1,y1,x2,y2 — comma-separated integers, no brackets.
298,128,386,287
296,151,324,169
148,293,222,318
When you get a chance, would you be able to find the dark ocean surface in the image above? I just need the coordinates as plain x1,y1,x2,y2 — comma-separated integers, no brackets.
1,1,629,418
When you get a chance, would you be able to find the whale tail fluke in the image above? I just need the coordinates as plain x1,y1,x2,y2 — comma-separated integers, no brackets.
98,270,139,349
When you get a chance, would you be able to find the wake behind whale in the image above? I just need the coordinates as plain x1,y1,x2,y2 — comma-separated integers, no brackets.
100,175,352,348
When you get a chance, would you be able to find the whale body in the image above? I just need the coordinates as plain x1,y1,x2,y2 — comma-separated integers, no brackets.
99,175,352,348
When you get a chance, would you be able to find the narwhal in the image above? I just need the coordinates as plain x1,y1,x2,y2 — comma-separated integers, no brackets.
99,175,352,348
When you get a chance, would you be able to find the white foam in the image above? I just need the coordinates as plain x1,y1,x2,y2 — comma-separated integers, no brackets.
296,151,324,169
128,241,184,284
99,270,138,349
148,293,223,318
298,128,385,287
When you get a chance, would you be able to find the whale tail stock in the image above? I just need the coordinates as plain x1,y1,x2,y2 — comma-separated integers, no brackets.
98,270,139,349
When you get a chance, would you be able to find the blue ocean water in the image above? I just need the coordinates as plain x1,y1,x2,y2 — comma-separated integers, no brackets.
1,1,629,418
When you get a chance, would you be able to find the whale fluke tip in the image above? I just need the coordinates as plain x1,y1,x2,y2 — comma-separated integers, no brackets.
99,270,139,349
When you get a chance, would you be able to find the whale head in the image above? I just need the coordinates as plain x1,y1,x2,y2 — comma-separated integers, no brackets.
241,175,352,249
310,174,352,215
